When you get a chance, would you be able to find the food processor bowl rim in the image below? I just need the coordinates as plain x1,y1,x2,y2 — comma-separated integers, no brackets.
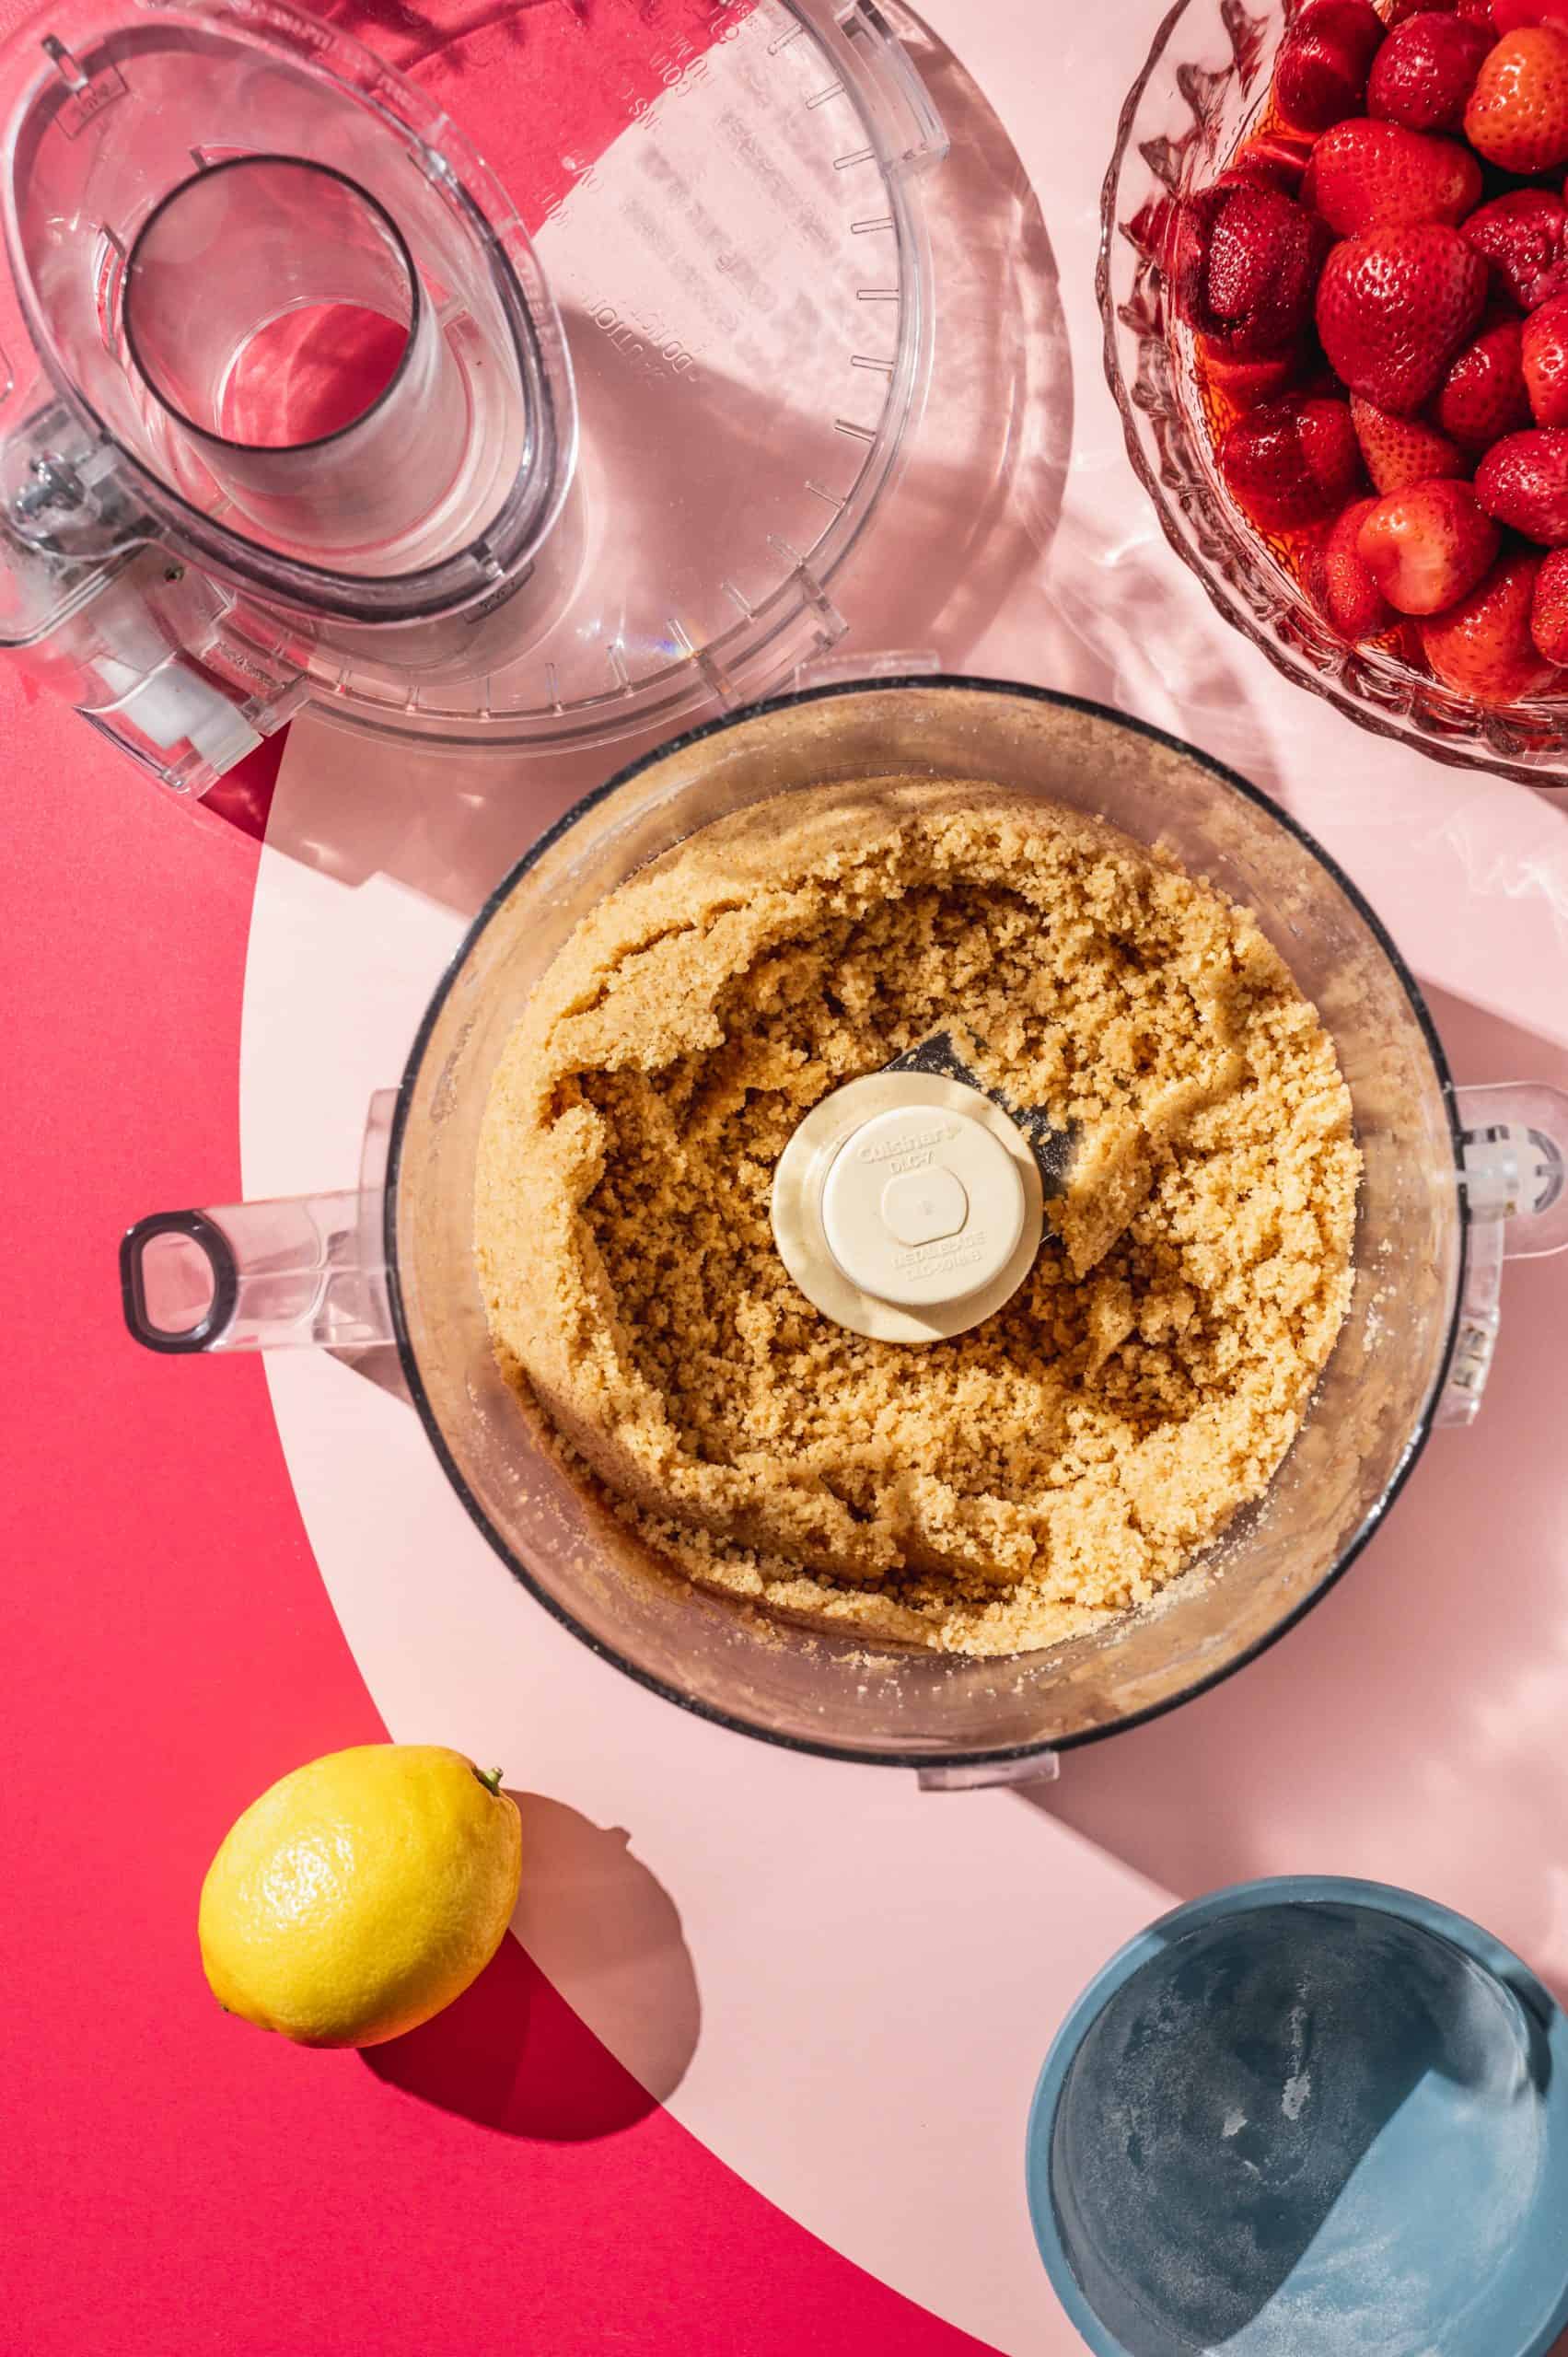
1025,1874,1568,2357
380,674,1469,1771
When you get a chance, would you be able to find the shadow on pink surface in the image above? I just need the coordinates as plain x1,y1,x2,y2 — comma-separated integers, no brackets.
1033,981,1568,2015
825,0,1071,664
366,1792,701,2136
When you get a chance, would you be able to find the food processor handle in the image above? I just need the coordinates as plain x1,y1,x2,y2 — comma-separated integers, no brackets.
120,1095,396,1353
1442,1081,1568,1425
120,1191,391,1353
1456,1083,1568,1256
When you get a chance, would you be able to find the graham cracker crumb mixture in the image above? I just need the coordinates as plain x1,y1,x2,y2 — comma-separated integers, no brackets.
476,781,1360,1656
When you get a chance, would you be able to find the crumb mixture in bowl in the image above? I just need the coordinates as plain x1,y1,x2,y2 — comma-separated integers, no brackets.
475,780,1361,1657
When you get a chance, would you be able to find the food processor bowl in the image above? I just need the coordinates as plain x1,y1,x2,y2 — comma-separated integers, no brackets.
1102,0,1568,785
120,680,1568,1771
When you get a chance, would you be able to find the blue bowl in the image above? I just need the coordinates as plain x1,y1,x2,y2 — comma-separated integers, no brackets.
1027,1878,1568,2357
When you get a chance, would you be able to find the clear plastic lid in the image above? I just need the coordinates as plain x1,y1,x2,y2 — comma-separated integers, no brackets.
0,0,945,773
0,0,573,617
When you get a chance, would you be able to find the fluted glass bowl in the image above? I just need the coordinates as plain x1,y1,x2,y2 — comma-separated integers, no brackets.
1100,0,1568,784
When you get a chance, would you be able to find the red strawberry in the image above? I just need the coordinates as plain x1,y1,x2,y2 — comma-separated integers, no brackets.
1528,541,1568,654
1350,392,1468,490
1317,225,1488,412
1303,119,1481,236
1198,335,1309,410
1474,424,1568,537
1464,27,1568,168
1420,550,1558,699
1388,0,1495,21
1521,290,1568,421
1222,131,1317,197
1275,0,1386,134
1177,181,1333,357
1356,478,1500,610
1494,0,1568,29
1434,315,1531,445
1303,494,1397,636
1367,13,1496,130
1462,190,1568,310
1219,395,1362,529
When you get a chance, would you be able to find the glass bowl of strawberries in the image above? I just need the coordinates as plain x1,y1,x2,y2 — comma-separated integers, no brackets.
1102,0,1568,779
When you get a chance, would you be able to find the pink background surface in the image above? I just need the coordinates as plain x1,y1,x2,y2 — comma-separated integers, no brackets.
6,0,1568,2351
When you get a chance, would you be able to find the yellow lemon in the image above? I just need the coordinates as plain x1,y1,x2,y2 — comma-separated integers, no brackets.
199,1744,522,2048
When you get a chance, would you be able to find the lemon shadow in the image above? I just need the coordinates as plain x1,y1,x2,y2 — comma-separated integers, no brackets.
363,1792,701,2141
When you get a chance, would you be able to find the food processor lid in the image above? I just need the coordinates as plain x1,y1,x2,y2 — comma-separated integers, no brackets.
0,0,947,758
0,0,575,625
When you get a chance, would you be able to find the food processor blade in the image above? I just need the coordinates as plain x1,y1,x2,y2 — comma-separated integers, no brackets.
885,1029,1074,1198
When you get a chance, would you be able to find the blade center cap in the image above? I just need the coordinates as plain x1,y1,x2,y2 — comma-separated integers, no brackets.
770,1070,1045,1344
881,1164,969,1247
820,1103,1027,1308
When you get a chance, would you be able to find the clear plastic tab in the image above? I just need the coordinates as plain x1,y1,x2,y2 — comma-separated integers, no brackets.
1441,1083,1568,1428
